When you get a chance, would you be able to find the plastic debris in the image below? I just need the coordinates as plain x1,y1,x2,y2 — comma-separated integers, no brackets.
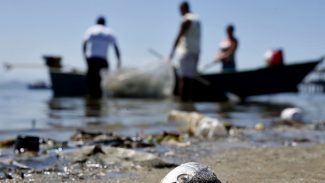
280,108,304,123
168,110,227,138
14,136,40,154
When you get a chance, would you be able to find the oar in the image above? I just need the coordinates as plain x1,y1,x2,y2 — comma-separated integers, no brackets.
148,48,165,61
148,48,210,86
201,61,217,72
3,61,83,73
2,62,45,71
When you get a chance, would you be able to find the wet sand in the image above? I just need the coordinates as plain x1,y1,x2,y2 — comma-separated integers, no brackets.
102,144,325,183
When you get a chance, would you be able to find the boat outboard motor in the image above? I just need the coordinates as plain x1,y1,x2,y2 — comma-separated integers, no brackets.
43,55,62,71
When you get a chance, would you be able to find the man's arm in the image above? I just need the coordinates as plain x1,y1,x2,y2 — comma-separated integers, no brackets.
82,40,87,60
169,20,191,60
114,44,121,69
216,39,238,61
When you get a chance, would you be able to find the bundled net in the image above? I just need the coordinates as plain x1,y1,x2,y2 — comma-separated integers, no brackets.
102,61,175,99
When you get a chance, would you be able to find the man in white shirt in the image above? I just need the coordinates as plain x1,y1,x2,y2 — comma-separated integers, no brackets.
83,16,121,98
169,1,201,102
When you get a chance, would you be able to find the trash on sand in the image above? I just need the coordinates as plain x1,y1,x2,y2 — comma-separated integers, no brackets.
70,130,113,142
70,130,154,148
272,107,307,128
313,121,325,131
62,145,177,170
145,131,183,144
0,139,16,148
0,158,29,169
14,136,40,154
280,107,304,123
13,135,67,155
168,110,228,138
161,162,221,183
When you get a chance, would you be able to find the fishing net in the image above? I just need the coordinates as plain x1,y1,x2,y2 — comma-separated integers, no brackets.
101,60,175,99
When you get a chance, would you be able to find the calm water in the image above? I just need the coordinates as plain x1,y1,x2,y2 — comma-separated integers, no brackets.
1,83,325,144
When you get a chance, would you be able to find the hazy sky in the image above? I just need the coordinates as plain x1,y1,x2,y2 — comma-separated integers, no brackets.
1,0,324,81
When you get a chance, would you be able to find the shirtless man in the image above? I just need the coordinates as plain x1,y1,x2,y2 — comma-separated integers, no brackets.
215,24,238,72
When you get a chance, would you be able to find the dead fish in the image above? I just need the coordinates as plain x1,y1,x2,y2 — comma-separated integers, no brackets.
161,162,221,183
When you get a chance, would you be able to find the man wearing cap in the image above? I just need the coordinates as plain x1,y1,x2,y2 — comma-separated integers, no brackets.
83,16,121,99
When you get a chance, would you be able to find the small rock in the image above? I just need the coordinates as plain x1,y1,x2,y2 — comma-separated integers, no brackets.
314,121,325,130
255,123,265,131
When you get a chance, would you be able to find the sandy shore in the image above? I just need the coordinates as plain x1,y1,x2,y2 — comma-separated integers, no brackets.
103,144,325,183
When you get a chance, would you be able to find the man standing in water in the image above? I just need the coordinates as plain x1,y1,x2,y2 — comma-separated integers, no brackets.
169,1,201,102
83,16,121,99
215,24,238,72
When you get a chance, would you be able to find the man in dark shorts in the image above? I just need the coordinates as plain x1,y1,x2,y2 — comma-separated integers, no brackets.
83,16,121,98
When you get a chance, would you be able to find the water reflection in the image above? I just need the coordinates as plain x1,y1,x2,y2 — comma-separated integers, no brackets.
46,98,178,135
47,98,82,111
44,94,325,140
176,102,196,112
47,97,108,118
47,97,109,127
84,98,108,117
46,97,293,130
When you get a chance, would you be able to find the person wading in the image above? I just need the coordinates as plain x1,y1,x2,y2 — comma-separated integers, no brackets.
169,1,201,102
83,16,121,99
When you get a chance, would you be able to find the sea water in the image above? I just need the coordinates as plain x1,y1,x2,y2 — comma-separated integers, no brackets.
0,81,325,144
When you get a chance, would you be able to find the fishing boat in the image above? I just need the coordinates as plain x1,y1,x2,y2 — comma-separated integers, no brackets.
44,56,87,97
299,60,325,93
182,57,323,101
44,56,323,101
